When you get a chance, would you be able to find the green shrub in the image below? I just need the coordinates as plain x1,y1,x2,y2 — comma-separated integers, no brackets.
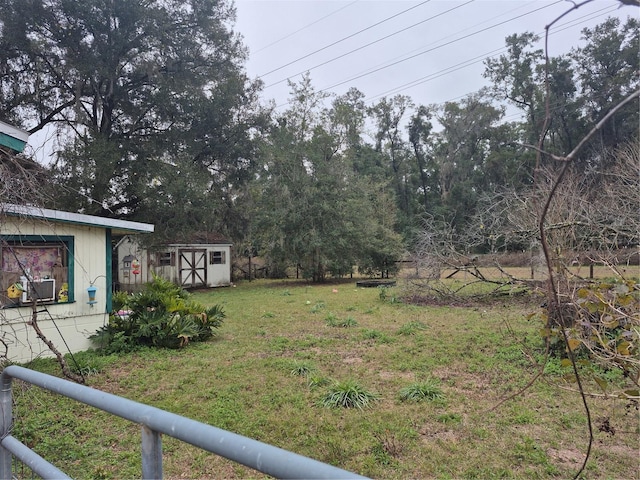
90,275,224,353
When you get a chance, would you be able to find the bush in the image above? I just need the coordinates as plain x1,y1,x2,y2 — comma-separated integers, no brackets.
541,279,639,399
90,275,224,353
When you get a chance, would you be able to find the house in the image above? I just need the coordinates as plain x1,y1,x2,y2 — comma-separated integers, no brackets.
0,120,29,153
116,234,232,291
0,204,154,363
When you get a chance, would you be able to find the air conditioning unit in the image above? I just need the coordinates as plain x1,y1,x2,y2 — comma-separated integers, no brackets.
22,279,56,303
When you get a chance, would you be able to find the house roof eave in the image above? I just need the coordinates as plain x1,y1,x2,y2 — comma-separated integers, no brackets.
1,204,155,235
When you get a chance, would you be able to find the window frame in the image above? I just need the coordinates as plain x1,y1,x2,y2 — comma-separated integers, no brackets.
209,250,226,265
1,235,75,305
157,251,175,267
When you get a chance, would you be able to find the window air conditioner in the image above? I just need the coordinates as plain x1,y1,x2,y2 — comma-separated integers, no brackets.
22,279,56,303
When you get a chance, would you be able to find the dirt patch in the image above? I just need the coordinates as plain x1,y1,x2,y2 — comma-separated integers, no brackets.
378,370,414,380
343,356,363,364
548,447,585,467
419,425,459,443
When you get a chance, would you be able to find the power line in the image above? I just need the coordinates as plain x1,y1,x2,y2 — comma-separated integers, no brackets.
317,0,564,94
270,3,621,112
252,0,360,55
363,4,619,104
264,0,474,89
259,0,432,77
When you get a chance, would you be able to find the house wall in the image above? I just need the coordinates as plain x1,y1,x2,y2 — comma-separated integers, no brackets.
1,219,110,363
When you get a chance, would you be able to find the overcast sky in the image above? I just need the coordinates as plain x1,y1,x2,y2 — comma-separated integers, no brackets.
234,0,636,118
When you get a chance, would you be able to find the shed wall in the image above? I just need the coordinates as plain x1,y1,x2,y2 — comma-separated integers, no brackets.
116,237,232,290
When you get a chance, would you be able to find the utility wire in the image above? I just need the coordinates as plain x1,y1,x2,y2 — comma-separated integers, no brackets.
271,0,560,109
363,4,618,104
252,0,360,55
259,0,432,77
355,0,540,83
317,0,564,94
264,0,474,89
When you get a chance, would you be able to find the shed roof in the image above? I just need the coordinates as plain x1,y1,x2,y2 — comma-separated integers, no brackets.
1,204,154,235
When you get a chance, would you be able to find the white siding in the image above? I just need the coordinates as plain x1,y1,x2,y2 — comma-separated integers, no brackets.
116,237,232,290
1,219,110,363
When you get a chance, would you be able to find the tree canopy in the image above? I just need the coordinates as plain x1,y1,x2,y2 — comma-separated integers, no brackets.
0,0,267,235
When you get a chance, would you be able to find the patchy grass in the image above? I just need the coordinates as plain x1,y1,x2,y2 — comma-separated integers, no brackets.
10,278,639,479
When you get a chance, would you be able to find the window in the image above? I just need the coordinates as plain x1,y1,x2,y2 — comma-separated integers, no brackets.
209,251,225,265
0,236,74,306
157,252,175,267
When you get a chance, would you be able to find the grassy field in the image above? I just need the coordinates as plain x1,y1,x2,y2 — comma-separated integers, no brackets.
12,278,639,479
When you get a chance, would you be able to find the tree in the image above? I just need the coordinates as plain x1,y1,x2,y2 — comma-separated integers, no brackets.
407,105,437,212
484,32,544,147
0,0,266,237
255,77,403,281
368,95,417,234
570,16,639,158
429,91,504,235
0,147,48,209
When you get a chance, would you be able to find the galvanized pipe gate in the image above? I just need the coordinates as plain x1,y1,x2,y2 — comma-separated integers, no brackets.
0,365,368,479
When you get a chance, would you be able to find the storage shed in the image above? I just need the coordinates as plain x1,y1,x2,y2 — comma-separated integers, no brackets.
116,235,232,291
0,204,154,363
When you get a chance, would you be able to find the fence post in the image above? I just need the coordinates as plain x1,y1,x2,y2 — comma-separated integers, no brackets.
141,425,163,479
0,373,13,479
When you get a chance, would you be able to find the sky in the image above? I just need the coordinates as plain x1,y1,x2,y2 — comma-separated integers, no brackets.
233,0,637,118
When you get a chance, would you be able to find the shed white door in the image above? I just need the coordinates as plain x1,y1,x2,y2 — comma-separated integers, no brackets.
178,249,207,287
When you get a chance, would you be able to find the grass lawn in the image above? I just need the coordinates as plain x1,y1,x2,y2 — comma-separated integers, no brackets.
12,279,639,479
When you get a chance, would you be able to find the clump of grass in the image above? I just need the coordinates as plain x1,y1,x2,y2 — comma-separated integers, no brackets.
397,320,428,336
325,314,358,328
361,329,394,344
378,286,398,303
341,316,358,327
308,375,330,389
320,380,380,409
399,380,444,402
66,350,119,377
261,311,275,318
290,362,314,377
371,430,404,465
324,312,338,325
310,301,326,313
437,413,462,424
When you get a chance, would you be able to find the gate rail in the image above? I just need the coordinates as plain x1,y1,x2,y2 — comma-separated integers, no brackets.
0,365,367,479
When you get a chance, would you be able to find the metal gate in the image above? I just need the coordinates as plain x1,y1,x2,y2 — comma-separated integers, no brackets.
0,365,368,479
178,249,206,287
